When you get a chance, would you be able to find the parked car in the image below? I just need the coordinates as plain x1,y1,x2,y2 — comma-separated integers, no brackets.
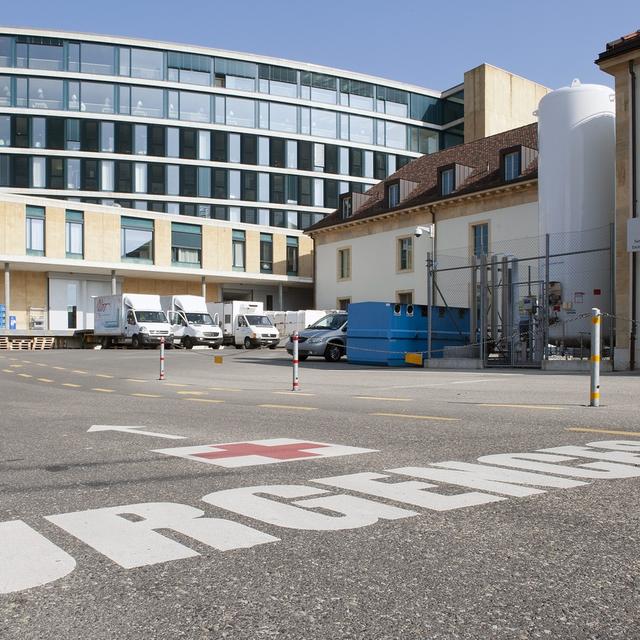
285,312,348,362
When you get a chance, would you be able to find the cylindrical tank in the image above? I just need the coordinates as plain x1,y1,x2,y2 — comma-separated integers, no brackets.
537,80,615,346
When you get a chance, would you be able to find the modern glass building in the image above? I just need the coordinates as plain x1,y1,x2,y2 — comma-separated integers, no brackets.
0,28,464,230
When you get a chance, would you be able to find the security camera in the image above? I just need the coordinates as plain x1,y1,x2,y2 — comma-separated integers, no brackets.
414,224,435,239
414,227,423,238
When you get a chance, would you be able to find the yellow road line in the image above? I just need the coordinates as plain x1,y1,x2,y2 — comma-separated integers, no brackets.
126,378,147,383
177,390,206,395
2,369,13,373
52,366,66,370
259,404,318,411
185,398,224,404
9,364,23,368
273,391,316,397
36,363,48,367
354,396,412,402
209,387,242,392
21,360,32,363
371,412,460,422
95,374,114,379
92,388,114,393
479,403,565,411
62,383,82,388
131,393,162,398
165,383,188,387
71,370,88,375
37,378,53,383
567,427,640,437
17,373,32,378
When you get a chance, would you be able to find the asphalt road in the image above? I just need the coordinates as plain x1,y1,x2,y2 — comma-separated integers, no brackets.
1,347,639,639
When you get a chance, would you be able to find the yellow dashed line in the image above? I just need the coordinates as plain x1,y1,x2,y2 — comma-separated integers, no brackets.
71,370,88,375
177,390,206,396
258,404,317,411
354,396,412,402
185,398,224,404
131,393,162,398
21,360,32,364
2,368,14,373
62,383,82,388
371,412,460,422
52,366,66,370
272,391,317,397
92,388,114,393
17,373,32,378
567,427,640,437
126,378,147,383
37,378,53,383
9,364,23,368
479,403,565,411
95,374,114,379
165,382,188,387
209,387,242,392
36,363,48,367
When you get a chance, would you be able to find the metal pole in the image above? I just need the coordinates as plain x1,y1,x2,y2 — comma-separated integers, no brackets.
543,234,550,360
426,251,433,361
479,254,487,365
201,276,206,299
110,269,117,295
490,255,498,342
159,337,165,381
291,330,300,391
609,222,616,367
278,283,284,311
590,307,601,407
4,262,10,329
470,255,478,344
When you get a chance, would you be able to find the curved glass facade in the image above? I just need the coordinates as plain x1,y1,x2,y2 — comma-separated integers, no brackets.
0,29,464,230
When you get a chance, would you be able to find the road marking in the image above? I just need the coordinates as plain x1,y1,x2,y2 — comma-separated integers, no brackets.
36,363,48,368
71,370,88,375
185,398,224,404
176,390,206,396
354,396,412,402
153,438,376,468
131,393,162,398
165,383,188,387
566,427,640,437
209,387,242,392
126,379,147,383
62,383,81,388
21,360,32,363
2,369,13,373
9,364,23,368
273,391,316,397
17,373,32,378
95,374,114,379
52,366,66,370
88,425,185,440
258,404,318,411
92,388,114,393
371,412,460,422
479,403,565,411
37,378,53,383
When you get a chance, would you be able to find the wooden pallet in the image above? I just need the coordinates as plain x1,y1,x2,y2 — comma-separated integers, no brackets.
9,339,33,351
0,337,9,350
32,336,55,350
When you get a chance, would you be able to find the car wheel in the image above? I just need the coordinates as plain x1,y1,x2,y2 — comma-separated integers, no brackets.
324,343,343,362
131,335,140,349
244,337,254,350
182,336,193,350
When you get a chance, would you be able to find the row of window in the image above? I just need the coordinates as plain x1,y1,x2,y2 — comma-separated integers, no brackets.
24,205,301,273
0,75,459,151
0,35,464,125
0,115,416,177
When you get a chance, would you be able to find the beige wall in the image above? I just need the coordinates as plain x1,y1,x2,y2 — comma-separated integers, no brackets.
0,201,26,255
0,270,47,329
464,64,550,143
45,206,65,259
85,210,120,262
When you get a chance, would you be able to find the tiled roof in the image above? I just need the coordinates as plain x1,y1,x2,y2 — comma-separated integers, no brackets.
307,123,538,233
597,30,640,62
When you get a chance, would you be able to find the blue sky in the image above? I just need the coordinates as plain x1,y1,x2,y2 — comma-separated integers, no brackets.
2,0,638,90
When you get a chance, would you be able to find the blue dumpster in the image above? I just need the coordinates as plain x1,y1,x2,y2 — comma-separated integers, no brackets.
347,302,470,366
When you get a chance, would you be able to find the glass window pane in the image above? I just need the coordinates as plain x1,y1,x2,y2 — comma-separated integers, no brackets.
29,79,63,110
0,76,11,107
134,162,147,193
134,124,147,154
101,122,115,152
229,170,240,199
180,91,210,123
258,102,269,129
67,43,79,72
385,121,406,150
118,85,130,114
28,43,63,71
81,43,115,75
0,115,10,146
0,37,11,67
286,140,297,169
198,130,210,160
119,47,130,76
66,158,81,189
258,136,269,165
214,96,225,124
131,48,164,80
166,164,179,195
258,173,269,202
31,117,46,148
311,109,337,139
32,157,46,187
226,76,255,91
226,97,255,128
228,133,241,162
131,86,164,118
350,115,373,144
269,102,296,132
122,228,153,261
80,82,114,114
166,127,179,157
101,160,114,191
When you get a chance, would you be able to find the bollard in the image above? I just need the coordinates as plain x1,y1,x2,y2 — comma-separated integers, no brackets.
159,337,165,381
292,331,300,391
589,308,600,407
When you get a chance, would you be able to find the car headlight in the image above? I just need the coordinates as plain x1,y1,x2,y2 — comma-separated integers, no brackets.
307,336,324,344
139,326,149,333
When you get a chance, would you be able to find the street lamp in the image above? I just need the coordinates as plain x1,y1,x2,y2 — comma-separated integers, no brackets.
414,225,435,361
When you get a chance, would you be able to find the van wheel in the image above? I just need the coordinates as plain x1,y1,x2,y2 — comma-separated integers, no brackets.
182,336,193,350
268,344,277,350
324,343,343,362
131,335,140,349
235,343,243,349
244,337,254,350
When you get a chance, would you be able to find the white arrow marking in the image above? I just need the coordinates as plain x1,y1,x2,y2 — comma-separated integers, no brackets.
88,425,186,440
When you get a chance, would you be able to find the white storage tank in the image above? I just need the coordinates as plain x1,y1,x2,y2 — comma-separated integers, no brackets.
537,80,615,345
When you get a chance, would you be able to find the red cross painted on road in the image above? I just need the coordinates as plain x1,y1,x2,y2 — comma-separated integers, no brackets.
193,441,329,461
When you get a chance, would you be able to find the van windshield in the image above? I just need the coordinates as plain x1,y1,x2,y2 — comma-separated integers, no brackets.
185,313,214,325
245,315,273,326
135,311,167,323
309,314,347,330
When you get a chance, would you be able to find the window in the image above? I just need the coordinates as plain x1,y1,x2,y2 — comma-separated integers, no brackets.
134,124,147,155
66,158,80,189
121,216,153,263
341,196,352,218
80,82,114,114
26,205,45,256
65,210,83,258
338,247,351,280
82,159,99,190
0,37,12,67
385,121,407,150
80,43,115,75
270,103,297,133
260,233,273,273
504,150,521,181
226,98,255,128
168,51,211,85
24,40,64,71
171,222,202,267
397,291,413,305
0,76,11,107
388,182,400,208
337,297,350,311
29,79,63,110
311,109,337,139
31,157,46,187
241,171,257,201
270,138,285,168
440,167,455,195
131,48,163,80
47,157,64,189
286,236,299,275
349,115,374,144
397,237,413,271
241,134,258,165
101,160,115,191
180,91,210,123
232,230,246,271
101,121,115,152
131,86,164,118
472,223,489,257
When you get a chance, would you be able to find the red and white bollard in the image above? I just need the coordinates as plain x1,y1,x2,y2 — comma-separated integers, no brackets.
291,331,300,391
159,337,166,381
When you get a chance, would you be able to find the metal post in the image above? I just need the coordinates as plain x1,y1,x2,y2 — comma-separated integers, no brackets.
110,269,117,295
590,308,601,407
470,255,478,344
500,256,509,362
159,337,166,381
609,222,615,367
4,262,10,328
291,330,300,391
490,255,498,342
278,283,284,311
479,254,487,365
201,276,206,299
426,251,433,361
543,234,550,360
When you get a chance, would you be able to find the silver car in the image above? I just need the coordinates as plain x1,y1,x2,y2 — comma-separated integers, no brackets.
285,312,348,362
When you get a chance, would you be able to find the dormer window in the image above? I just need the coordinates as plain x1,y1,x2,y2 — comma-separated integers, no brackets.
504,150,521,181
388,182,400,208
440,167,455,195
341,196,352,218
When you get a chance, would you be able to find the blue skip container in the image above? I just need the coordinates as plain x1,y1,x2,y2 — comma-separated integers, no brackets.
346,301,470,366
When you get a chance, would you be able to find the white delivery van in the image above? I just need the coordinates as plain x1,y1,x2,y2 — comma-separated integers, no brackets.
160,295,223,349
94,294,173,349
206,301,279,349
